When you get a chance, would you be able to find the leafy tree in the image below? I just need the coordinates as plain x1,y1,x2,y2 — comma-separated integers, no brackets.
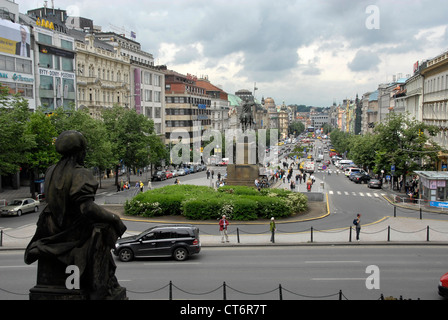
373,112,440,188
54,106,114,188
288,121,305,136
103,105,166,185
347,133,379,171
0,86,34,190
24,108,60,197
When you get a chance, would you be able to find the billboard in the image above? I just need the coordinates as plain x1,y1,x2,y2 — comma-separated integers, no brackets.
0,19,31,58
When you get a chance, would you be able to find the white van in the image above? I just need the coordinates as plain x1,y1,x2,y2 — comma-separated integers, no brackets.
345,167,362,177
337,160,354,168
303,161,315,173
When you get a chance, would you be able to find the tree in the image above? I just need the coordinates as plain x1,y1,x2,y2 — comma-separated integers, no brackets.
54,106,114,188
288,121,305,136
102,105,164,185
0,86,34,190
373,112,440,189
24,108,60,197
347,133,379,171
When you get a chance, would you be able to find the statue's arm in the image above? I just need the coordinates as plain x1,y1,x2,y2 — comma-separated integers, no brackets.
79,200,127,236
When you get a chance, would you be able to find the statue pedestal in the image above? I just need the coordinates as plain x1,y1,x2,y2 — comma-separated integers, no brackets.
225,164,260,187
225,142,260,187
29,257,127,300
29,257,89,300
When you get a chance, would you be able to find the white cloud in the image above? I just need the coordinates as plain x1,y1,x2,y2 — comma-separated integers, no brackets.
17,0,448,107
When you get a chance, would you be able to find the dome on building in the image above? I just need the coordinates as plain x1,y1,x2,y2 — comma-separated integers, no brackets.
264,97,275,105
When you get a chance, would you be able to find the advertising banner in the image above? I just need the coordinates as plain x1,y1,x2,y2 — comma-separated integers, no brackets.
0,19,31,58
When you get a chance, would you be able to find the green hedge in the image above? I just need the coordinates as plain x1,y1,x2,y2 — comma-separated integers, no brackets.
124,185,308,221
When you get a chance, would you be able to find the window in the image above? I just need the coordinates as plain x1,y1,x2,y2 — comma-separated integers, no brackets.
61,39,73,50
0,55,15,71
15,58,32,74
39,52,53,68
144,72,152,85
38,33,52,45
154,91,161,102
154,74,160,86
61,57,73,72
155,107,161,118
142,233,155,241
40,75,53,90
157,231,173,239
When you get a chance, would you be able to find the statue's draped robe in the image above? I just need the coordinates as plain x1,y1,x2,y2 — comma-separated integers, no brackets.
25,158,123,299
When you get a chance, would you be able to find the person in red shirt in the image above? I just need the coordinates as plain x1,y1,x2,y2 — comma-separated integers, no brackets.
219,215,230,243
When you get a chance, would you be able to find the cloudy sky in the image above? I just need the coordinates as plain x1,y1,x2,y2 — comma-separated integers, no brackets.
20,0,448,107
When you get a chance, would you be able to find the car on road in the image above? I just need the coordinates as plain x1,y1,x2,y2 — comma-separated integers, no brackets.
345,167,362,177
114,224,201,262
165,171,173,179
367,178,382,189
352,173,371,184
176,168,186,176
152,171,167,181
1,198,40,217
439,272,448,298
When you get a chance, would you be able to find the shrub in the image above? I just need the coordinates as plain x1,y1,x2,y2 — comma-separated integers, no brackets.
124,184,307,221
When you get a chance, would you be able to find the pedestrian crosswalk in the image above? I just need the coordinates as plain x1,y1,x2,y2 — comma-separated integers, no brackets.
328,190,386,198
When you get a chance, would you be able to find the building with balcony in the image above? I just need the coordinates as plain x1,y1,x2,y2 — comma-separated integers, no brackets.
421,50,448,169
164,70,211,146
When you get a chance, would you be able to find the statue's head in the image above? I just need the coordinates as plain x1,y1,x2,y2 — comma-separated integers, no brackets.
55,130,87,163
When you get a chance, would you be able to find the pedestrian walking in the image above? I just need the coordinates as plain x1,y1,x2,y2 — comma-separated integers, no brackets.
206,169,210,179
353,213,361,241
270,217,276,243
211,170,215,179
139,181,144,192
219,215,230,243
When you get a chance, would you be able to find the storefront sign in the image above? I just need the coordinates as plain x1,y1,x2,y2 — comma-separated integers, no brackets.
39,68,75,79
430,201,448,208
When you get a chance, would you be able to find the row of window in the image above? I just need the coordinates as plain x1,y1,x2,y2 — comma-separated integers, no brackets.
165,96,211,106
0,82,33,98
166,108,211,116
425,74,448,93
0,55,32,74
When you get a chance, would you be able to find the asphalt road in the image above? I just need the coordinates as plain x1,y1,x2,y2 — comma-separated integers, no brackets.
1,246,446,301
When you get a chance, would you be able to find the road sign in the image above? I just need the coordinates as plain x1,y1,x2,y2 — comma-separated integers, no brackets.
322,165,327,170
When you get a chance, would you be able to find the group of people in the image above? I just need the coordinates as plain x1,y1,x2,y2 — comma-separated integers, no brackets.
217,213,363,244
117,179,145,192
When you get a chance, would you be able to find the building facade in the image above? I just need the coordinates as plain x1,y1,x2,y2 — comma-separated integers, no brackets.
164,70,211,146
421,51,448,169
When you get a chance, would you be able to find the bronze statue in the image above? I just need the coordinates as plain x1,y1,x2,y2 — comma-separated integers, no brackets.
240,99,254,132
25,130,127,300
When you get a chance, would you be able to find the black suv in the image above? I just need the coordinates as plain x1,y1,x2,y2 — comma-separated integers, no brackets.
114,224,200,262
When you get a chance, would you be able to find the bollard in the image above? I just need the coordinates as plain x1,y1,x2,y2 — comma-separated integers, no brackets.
427,226,430,242
419,208,422,220
279,284,283,300
169,280,173,300
394,206,396,217
339,290,343,300
310,226,313,243
223,281,227,300
237,228,240,244
387,226,390,242
349,226,352,242
0,229,2,247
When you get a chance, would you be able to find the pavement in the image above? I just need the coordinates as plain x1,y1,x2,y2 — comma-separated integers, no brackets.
2,169,448,249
